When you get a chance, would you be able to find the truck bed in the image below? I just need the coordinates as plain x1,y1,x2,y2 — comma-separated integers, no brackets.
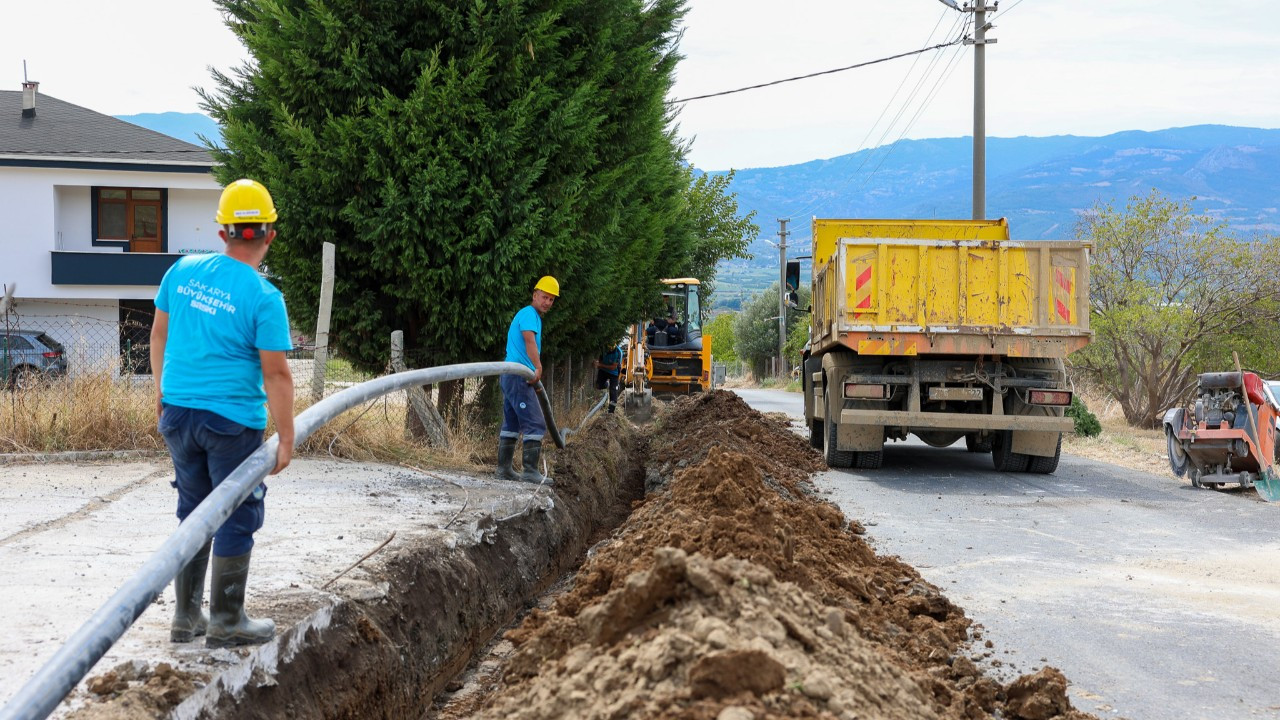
810,219,1090,359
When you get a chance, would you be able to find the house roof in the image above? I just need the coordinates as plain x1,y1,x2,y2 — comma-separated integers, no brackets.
0,90,214,167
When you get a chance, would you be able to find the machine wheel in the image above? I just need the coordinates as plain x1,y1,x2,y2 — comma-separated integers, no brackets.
1025,434,1063,474
1166,426,1189,477
824,395,854,469
854,450,884,470
992,430,1030,472
965,433,994,453
1189,468,1203,488
809,419,824,450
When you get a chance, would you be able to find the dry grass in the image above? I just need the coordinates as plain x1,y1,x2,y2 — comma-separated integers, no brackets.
1063,385,1169,476
0,372,164,454
2,373,607,473
298,394,494,471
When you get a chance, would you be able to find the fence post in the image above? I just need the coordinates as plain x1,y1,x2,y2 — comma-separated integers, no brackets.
311,242,335,403
565,357,573,413
390,330,448,447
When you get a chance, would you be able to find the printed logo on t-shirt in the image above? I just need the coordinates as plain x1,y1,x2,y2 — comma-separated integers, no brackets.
176,278,237,317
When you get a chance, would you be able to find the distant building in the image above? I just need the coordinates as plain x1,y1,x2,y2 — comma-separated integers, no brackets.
0,82,221,374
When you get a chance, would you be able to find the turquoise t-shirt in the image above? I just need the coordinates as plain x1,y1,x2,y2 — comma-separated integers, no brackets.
155,254,293,429
505,305,542,371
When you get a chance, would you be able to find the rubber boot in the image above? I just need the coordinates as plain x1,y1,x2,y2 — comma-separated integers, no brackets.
206,551,275,648
170,541,211,643
497,436,519,481
520,439,551,485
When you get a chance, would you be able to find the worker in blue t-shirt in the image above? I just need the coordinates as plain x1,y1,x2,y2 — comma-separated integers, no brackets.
593,342,624,413
498,276,559,485
150,179,293,649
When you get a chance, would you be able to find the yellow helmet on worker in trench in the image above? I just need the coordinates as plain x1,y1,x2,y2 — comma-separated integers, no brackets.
215,179,279,225
534,276,560,297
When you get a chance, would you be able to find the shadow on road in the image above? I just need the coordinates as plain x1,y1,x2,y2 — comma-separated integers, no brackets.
829,441,1192,504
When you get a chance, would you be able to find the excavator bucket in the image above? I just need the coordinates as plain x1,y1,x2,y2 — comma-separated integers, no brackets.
623,388,654,422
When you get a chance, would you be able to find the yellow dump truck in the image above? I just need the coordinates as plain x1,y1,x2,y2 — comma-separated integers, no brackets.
801,218,1091,473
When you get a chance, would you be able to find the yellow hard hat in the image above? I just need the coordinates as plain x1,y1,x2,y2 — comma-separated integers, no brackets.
534,275,560,297
215,179,278,225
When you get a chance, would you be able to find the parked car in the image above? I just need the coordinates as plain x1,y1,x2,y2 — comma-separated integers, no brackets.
2,330,68,389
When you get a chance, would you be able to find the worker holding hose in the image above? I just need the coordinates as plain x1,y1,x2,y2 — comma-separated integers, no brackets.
150,178,293,648
498,276,559,484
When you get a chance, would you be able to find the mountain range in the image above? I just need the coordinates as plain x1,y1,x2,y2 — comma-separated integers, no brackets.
117,113,1279,269
715,125,1280,266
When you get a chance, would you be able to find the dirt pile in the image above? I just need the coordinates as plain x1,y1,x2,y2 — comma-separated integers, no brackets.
459,391,1095,720
69,661,206,719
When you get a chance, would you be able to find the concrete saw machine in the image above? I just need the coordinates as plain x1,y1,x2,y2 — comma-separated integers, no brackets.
1163,368,1280,502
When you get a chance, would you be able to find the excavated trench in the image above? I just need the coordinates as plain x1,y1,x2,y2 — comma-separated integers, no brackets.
73,393,1099,720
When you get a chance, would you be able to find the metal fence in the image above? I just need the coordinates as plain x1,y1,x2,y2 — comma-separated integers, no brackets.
1,299,608,455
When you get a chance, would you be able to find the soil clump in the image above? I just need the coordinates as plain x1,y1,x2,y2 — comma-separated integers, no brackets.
444,391,1097,720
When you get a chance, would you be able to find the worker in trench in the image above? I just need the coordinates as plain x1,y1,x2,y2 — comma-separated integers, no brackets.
497,276,559,485
150,178,294,648
593,340,623,414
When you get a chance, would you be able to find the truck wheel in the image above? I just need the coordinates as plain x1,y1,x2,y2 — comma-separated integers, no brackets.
824,398,854,469
854,450,883,470
992,431,1030,472
1025,434,1062,474
809,419,824,450
964,433,994,453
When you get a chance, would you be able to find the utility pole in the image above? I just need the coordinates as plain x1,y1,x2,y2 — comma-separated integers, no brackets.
964,2,997,220
777,218,789,376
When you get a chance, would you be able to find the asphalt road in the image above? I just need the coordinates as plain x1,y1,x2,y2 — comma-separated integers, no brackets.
731,388,1280,720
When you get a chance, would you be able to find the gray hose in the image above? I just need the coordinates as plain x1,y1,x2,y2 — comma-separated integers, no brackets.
0,361,558,720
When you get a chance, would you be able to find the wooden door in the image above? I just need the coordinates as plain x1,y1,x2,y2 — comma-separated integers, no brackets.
130,202,162,253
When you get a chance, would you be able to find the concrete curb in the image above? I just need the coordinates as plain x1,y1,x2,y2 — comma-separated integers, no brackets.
0,449,166,466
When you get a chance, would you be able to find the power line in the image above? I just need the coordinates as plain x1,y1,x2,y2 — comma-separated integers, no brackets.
991,0,1024,22
666,39,966,105
781,13,968,219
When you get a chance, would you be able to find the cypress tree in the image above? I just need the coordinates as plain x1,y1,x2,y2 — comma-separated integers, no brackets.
202,0,692,370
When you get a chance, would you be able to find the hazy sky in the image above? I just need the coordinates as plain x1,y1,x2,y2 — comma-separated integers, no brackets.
5,0,1277,170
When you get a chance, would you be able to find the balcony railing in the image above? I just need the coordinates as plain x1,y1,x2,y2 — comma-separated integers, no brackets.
50,251,184,286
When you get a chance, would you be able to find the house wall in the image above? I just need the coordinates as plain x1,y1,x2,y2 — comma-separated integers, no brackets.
1,165,220,301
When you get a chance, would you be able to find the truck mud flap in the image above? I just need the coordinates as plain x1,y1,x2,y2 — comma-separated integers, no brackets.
1011,430,1060,457
837,421,884,452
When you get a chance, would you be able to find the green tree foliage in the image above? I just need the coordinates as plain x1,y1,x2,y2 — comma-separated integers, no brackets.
202,0,693,370
733,282,811,376
1066,396,1101,437
704,312,737,363
680,169,758,302
1073,190,1280,427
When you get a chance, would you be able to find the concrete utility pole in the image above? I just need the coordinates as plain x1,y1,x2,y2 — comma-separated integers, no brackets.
964,3,997,220
777,218,789,375
311,242,335,403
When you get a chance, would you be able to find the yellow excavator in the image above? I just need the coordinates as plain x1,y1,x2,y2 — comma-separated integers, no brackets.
621,278,712,417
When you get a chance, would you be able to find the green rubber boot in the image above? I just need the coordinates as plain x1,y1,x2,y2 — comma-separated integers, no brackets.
497,436,520,481
520,439,551,486
170,541,210,643
206,551,275,648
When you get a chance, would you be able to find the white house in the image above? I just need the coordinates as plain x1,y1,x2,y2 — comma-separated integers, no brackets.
0,82,222,374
